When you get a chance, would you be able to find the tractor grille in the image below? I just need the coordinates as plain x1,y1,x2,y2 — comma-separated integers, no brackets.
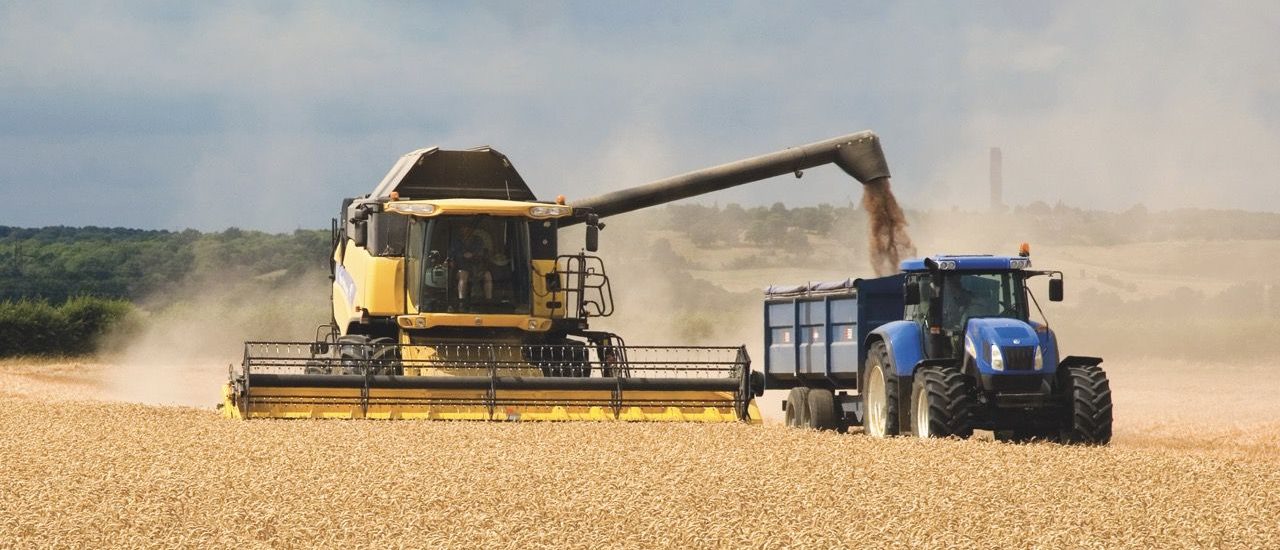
1002,346,1036,371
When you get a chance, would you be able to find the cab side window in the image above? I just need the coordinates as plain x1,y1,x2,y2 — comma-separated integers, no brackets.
904,275,931,324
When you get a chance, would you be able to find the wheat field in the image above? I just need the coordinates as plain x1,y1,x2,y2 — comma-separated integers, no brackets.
2,360,1278,548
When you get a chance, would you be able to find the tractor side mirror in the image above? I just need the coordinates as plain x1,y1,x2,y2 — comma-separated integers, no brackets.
1049,278,1064,302
544,272,562,292
585,224,599,252
904,281,921,305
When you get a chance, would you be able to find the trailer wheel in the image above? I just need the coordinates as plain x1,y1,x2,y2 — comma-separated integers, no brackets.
784,387,811,428
806,389,839,431
1059,364,1113,445
862,341,899,437
910,366,975,439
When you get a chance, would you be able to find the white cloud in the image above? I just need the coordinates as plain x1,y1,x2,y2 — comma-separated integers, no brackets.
1,1,1278,230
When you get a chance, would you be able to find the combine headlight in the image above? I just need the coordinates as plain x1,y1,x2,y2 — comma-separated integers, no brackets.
990,344,1004,371
529,205,571,218
1034,345,1044,370
393,203,437,215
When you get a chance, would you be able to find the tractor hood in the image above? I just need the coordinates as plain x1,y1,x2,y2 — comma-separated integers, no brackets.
964,318,1051,375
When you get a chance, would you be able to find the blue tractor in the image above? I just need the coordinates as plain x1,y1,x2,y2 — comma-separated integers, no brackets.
763,246,1113,444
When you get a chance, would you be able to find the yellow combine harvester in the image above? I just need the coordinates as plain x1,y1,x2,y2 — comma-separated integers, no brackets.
222,131,893,422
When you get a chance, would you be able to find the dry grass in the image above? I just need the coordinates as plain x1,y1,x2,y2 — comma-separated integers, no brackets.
3,359,1279,548
1,380,1279,548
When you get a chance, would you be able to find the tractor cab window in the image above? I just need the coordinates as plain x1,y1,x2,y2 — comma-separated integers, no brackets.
939,272,1026,332
407,216,531,315
904,275,931,324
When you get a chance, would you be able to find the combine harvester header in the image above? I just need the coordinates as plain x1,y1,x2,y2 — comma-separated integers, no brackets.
223,131,894,422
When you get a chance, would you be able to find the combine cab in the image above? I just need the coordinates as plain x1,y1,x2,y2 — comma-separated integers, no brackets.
222,131,895,422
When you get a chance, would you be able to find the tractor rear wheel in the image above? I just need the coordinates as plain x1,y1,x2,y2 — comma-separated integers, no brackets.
861,341,899,437
785,387,811,428
1059,364,1113,445
806,388,839,431
910,366,975,439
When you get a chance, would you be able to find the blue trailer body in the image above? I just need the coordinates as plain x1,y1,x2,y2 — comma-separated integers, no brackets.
763,274,904,391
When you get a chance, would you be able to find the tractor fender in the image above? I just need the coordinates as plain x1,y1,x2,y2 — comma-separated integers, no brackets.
866,320,925,378
1059,355,1104,369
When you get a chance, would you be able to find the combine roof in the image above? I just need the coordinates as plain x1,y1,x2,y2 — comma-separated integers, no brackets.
370,147,537,201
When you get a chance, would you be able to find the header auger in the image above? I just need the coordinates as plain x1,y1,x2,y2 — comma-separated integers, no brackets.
221,131,893,422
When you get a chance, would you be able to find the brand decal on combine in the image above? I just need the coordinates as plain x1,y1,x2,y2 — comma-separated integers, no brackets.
335,265,357,307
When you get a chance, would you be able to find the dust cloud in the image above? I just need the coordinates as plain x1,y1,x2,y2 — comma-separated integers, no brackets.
862,178,916,276
97,271,331,408
566,212,752,346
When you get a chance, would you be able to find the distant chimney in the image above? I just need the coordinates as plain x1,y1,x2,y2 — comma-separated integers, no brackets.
989,147,1003,211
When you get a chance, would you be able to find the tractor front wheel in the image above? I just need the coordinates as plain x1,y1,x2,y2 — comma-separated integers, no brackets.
1059,364,1113,445
910,366,975,439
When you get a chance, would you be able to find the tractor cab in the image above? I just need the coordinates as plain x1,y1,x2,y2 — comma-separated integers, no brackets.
900,248,1063,370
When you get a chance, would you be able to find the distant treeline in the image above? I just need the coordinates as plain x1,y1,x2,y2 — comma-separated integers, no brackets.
0,297,132,357
5,203,1280,358
7,203,1279,305
0,226,329,303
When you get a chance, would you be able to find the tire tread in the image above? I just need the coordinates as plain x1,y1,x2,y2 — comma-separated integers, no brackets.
1061,364,1113,445
914,366,976,438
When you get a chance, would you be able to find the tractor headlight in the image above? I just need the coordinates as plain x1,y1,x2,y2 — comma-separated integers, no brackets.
965,334,977,360
1034,345,1044,371
990,344,1004,371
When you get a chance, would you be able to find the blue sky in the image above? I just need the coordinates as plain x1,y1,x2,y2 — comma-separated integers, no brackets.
2,1,1278,231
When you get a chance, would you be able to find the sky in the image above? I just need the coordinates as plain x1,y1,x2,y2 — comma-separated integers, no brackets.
1,1,1278,232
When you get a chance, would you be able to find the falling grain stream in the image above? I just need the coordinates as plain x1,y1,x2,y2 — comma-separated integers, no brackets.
862,178,917,277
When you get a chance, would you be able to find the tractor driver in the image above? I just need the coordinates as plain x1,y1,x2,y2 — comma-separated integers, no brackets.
451,224,494,302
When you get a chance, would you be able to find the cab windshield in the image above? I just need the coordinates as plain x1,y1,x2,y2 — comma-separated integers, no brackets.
405,216,531,315
940,272,1027,331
